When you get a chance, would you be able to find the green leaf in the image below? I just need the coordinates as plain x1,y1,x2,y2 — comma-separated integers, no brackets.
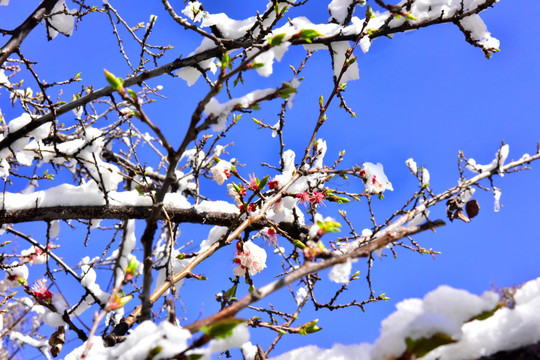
200,318,245,340
268,33,287,46
104,69,124,91
293,240,306,249
405,333,456,359
258,175,269,189
217,53,231,69
250,62,265,69
299,319,322,335
469,305,501,322
279,83,297,99
336,196,350,204
127,88,137,100
148,346,162,359
224,282,238,300
366,5,374,19
187,355,204,360
299,29,323,43
346,56,357,66
125,256,139,276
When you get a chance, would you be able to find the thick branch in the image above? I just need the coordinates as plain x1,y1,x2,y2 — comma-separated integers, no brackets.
0,205,309,237
0,0,61,66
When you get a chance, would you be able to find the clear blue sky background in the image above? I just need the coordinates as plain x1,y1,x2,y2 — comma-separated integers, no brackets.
1,0,540,358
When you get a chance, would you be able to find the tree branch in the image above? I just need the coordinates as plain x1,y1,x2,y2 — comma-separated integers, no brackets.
0,0,61,66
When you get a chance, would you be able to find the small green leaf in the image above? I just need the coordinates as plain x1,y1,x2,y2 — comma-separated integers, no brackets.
200,318,245,340
405,333,456,359
250,62,265,69
125,256,139,276
279,83,297,99
293,240,306,249
268,33,286,46
127,88,137,100
299,29,323,43
469,305,501,322
224,282,238,300
217,53,231,69
104,69,123,91
366,5,374,19
299,319,322,335
258,175,269,189
337,196,350,204
148,346,162,359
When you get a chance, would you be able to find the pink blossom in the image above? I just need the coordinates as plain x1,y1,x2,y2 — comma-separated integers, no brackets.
309,191,326,205
32,279,53,302
248,173,258,191
267,180,279,190
263,227,278,245
296,191,310,204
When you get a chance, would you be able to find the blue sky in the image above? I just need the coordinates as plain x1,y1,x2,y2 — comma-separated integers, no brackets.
1,0,540,358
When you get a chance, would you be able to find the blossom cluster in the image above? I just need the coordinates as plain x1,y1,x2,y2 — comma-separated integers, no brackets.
233,241,267,277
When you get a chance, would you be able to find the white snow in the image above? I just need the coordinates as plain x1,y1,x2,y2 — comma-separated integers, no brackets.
493,188,501,212
466,144,509,174
204,88,276,131
209,324,250,353
7,113,31,133
329,0,356,24
459,14,500,54
330,41,359,83
405,158,418,175
272,343,372,360
361,162,393,194
114,219,137,287
3,262,28,287
360,35,372,53
421,168,430,186
241,341,258,360
328,258,353,284
176,38,217,86
195,200,239,214
48,220,60,238
295,286,308,305
273,277,540,360
47,0,76,39
199,226,228,251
